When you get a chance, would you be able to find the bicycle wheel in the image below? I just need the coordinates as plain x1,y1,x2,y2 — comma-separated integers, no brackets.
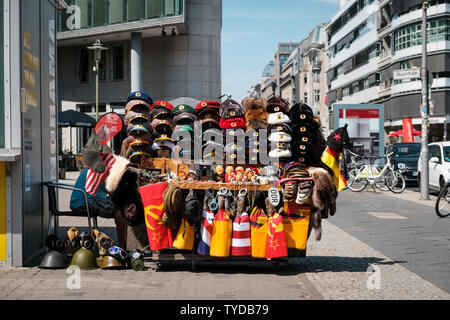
347,169,368,192
374,176,389,191
386,170,406,194
435,185,450,218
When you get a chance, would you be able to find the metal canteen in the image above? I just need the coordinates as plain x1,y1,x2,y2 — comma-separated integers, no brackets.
129,250,145,271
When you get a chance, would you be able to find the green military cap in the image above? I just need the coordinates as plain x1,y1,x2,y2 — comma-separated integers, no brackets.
172,104,195,115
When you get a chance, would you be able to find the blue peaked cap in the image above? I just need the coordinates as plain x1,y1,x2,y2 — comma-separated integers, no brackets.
126,91,153,105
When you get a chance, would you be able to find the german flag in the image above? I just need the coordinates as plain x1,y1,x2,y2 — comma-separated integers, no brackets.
321,146,347,191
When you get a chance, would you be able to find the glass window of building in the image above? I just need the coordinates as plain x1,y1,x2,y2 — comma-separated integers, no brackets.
78,48,89,83
304,92,308,103
304,76,308,84
314,90,320,102
343,86,350,97
99,50,107,81
127,0,142,21
93,0,107,27
146,0,161,18
112,46,124,80
73,0,91,29
394,17,450,51
109,0,124,24
165,0,175,16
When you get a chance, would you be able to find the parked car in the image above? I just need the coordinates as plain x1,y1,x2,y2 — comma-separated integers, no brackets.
418,141,450,191
386,143,421,185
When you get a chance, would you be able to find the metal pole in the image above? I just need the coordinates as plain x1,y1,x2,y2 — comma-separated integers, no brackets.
420,1,429,200
95,59,99,122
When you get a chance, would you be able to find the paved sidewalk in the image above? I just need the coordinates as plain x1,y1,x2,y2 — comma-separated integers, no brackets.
0,171,448,300
1,219,448,300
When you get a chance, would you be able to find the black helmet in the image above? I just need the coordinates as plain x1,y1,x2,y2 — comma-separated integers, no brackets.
39,250,67,269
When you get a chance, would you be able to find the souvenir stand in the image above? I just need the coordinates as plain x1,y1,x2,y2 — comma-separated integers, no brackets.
118,95,331,273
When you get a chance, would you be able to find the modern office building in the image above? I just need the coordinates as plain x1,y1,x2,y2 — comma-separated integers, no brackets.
1,0,67,267
57,0,222,153
326,0,450,142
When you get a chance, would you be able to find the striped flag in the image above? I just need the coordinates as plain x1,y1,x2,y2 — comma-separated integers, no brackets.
85,153,116,196
321,146,347,191
231,212,251,256
197,210,214,255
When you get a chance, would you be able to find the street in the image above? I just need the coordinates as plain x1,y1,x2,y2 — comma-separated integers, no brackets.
0,172,449,300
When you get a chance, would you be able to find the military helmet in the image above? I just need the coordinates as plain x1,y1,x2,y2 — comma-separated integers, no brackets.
100,255,124,269
70,248,98,270
39,250,67,269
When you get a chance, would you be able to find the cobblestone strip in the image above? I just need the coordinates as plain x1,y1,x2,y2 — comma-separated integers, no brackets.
292,220,450,300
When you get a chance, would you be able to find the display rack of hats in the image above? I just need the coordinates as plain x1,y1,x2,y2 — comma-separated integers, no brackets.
107,91,340,268
121,92,154,162
266,97,293,161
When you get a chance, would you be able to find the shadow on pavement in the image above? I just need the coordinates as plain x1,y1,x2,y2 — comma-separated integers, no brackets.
293,256,406,273
147,256,406,275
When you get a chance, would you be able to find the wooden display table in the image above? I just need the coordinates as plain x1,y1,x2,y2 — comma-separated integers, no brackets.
170,181,281,192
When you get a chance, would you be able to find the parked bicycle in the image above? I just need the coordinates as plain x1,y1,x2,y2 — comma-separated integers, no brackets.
347,152,405,193
435,182,450,218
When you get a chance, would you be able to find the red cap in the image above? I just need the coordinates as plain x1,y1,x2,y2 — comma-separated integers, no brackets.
195,100,221,111
152,100,174,111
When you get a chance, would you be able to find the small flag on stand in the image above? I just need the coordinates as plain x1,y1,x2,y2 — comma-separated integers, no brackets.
321,124,351,192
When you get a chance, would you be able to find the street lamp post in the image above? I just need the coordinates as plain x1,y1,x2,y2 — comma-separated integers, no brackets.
87,39,108,122
420,1,430,200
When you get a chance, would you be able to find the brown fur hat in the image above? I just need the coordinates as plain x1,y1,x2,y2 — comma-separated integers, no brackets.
246,119,268,130
245,109,268,122
242,97,268,112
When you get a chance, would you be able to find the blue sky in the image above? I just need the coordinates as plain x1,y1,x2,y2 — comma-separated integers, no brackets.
221,0,341,101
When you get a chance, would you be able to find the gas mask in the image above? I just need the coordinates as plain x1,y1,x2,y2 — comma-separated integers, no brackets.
64,227,80,255
46,234,64,252
79,231,94,250
92,229,114,256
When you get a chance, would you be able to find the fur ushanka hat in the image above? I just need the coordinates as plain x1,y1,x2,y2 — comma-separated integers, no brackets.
242,97,268,130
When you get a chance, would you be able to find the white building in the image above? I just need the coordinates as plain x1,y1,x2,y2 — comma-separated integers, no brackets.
326,0,450,142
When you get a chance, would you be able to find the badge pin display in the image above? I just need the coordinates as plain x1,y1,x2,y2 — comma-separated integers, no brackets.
268,186,280,207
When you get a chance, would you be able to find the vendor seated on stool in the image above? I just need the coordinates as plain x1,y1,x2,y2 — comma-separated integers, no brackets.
69,167,127,248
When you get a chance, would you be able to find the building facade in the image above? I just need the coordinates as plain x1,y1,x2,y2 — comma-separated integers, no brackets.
57,0,222,153
326,0,450,142
1,0,67,267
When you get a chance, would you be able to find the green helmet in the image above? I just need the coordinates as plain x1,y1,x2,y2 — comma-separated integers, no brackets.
100,255,124,269
70,248,98,270
40,250,67,269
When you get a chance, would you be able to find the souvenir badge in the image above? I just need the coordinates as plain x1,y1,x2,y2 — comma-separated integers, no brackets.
268,186,280,207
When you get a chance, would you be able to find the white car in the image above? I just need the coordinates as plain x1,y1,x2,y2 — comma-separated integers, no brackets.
417,141,450,191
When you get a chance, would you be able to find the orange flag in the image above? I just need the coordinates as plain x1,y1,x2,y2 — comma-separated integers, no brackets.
139,181,173,250
266,212,288,259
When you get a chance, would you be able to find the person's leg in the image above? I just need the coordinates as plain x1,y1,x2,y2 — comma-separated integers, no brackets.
114,209,128,249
